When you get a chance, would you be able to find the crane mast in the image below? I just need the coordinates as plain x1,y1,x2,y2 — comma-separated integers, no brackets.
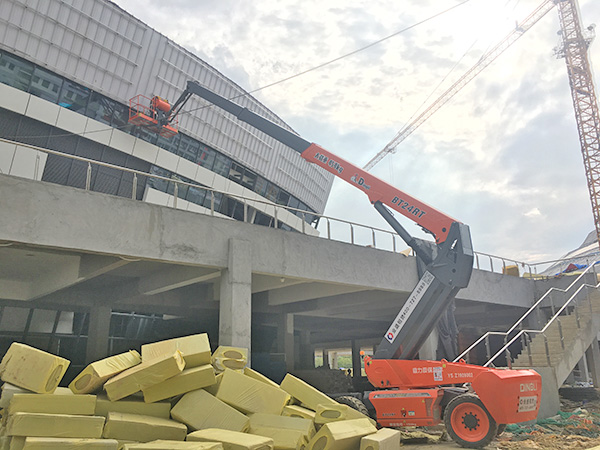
363,0,557,171
556,0,600,249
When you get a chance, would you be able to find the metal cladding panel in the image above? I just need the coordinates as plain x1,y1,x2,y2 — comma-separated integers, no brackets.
0,0,334,213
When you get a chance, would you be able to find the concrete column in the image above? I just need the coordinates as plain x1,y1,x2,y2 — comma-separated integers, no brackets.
351,340,361,379
86,305,111,364
278,313,295,372
322,348,329,369
299,330,313,369
219,239,252,354
586,339,600,387
419,328,438,360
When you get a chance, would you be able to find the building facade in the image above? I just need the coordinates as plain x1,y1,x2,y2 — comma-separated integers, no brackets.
0,0,334,233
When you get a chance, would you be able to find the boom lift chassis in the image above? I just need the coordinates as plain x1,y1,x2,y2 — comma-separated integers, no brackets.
131,81,542,448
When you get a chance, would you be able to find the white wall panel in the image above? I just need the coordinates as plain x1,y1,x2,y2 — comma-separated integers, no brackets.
10,145,47,180
25,96,59,127
0,141,16,175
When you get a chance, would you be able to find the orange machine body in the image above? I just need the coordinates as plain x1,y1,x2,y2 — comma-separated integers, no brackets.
128,95,178,138
365,357,541,425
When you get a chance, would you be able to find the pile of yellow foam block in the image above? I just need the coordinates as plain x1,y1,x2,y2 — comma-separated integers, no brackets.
0,334,401,450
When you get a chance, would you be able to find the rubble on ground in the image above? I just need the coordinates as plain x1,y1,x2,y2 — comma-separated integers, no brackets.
0,338,401,450
493,391,600,450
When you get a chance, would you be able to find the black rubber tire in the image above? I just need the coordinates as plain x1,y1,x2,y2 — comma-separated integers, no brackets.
336,395,370,416
496,424,506,436
444,393,498,449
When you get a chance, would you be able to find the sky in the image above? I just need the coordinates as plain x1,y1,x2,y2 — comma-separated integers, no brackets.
113,0,600,265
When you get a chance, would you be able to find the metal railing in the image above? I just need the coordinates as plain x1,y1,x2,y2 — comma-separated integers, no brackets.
455,262,600,367
0,137,548,276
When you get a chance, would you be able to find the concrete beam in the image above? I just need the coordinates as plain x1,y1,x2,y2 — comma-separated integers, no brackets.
268,283,370,306
139,266,220,295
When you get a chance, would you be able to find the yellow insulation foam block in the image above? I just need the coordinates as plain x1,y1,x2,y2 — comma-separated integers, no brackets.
359,428,400,450
248,428,305,450
306,419,376,450
243,369,279,389
6,412,105,438
103,412,187,443
0,343,70,394
123,441,223,450
8,393,96,415
95,395,170,419
280,375,337,412
170,389,249,432
203,373,222,396
141,335,210,368
0,384,31,409
18,437,118,449
0,385,74,409
282,406,316,421
69,351,141,394
142,365,216,403
315,404,369,425
249,414,315,439
104,352,185,401
216,370,289,415
187,429,273,450
211,347,248,372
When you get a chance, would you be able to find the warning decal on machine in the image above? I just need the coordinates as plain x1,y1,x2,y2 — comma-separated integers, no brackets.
518,396,537,413
385,271,435,343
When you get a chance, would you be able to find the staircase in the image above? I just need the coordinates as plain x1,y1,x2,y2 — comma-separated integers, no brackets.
456,263,600,418
512,289,600,386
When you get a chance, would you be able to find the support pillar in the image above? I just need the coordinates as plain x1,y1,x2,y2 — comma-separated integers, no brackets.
419,328,438,360
219,239,252,356
278,313,295,372
299,330,313,369
86,305,111,364
322,348,329,369
586,339,600,387
351,340,361,379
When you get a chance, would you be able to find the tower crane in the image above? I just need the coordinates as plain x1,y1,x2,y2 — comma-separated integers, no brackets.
555,0,600,248
363,0,558,171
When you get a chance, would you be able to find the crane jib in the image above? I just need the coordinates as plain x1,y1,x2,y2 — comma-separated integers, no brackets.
300,143,456,244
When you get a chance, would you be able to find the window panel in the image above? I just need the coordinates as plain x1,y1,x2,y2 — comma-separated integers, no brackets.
86,92,116,125
148,165,169,192
277,190,290,206
241,169,257,190
198,146,215,169
0,52,33,91
58,80,89,113
213,154,231,177
228,162,243,183
187,185,206,205
29,67,63,103
255,176,268,197
264,183,279,203
177,134,199,162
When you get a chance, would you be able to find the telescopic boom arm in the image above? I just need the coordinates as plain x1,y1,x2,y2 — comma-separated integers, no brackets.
165,81,474,359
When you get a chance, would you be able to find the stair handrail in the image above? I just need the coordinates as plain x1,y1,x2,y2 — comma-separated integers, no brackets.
484,279,600,367
454,263,599,364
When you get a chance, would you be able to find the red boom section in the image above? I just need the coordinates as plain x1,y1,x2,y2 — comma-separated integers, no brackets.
365,357,542,424
300,143,456,243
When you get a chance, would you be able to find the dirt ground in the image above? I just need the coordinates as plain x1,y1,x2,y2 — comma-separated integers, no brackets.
398,394,600,449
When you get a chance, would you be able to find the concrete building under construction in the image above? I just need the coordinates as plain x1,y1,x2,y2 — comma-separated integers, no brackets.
1,0,600,426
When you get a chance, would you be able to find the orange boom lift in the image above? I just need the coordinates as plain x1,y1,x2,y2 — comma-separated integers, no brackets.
130,81,542,448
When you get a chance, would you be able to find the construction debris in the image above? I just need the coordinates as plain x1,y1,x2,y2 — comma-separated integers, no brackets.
0,338,401,450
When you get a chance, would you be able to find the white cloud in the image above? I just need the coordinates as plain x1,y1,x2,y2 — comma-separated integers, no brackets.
114,0,600,263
